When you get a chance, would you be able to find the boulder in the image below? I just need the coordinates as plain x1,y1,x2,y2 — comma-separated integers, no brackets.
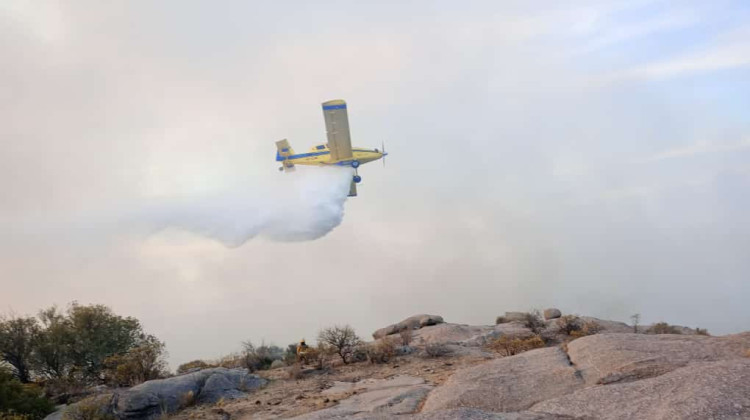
421,347,584,413
411,323,494,346
502,312,528,322
542,309,561,320
291,375,433,419
372,314,444,339
418,331,750,419
566,333,750,385
42,407,65,420
531,359,750,419
115,368,266,419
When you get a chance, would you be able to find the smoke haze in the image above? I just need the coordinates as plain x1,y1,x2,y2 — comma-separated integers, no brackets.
2,1,750,368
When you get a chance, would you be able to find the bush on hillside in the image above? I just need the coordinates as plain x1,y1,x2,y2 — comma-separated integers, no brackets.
215,353,243,369
556,315,583,336
0,368,55,420
495,316,507,325
366,338,397,364
317,326,361,364
284,344,299,365
569,320,602,338
523,311,546,335
61,394,114,420
695,328,710,336
176,360,210,375
103,335,168,386
487,335,545,357
241,342,284,372
647,322,682,335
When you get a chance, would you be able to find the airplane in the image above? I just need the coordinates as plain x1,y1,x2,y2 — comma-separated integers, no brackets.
275,99,387,197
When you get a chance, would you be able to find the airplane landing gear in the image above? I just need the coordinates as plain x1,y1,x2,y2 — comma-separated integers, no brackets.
353,175,362,183
351,160,360,168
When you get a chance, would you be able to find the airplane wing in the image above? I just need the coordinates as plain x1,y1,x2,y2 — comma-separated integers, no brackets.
322,99,353,162
348,180,357,197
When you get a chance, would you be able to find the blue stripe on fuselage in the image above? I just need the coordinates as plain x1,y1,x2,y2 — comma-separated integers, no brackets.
277,150,331,161
322,104,347,110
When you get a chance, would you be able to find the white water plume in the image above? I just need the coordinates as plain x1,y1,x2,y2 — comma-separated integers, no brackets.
137,167,354,247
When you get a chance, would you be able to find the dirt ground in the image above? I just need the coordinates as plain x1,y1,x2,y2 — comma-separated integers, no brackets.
170,351,493,420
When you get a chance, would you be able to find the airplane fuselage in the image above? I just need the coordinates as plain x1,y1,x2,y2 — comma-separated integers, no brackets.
276,144,385,167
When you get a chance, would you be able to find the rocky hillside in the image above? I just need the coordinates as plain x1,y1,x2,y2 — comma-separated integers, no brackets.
50,310,750,420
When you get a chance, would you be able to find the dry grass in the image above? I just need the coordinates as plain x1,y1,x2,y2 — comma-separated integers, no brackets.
487,335,546,357
744,349,750,358
647,322,682,335
569,321,602,339
62,395,115,420
178,391,196,409
366,338,397,364
0,413,32,420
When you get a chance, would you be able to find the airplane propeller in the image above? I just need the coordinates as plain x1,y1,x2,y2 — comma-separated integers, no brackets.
381,141,386,167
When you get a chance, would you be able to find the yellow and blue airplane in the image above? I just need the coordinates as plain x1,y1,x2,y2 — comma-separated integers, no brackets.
275,99,387,197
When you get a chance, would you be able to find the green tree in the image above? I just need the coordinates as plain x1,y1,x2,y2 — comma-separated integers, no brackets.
103,335,168,387
0,367,54,419
0,316,40,383
33,307,73,380
65,303,143,383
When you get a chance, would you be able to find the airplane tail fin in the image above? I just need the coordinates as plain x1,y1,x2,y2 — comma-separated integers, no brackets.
275,139,296,172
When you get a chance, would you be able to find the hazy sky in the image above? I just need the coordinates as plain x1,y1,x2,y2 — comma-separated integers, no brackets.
2,1,750,367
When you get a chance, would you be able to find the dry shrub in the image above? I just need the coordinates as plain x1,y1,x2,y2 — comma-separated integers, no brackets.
299,346,328,370
424,343,452,358
241,342,284,372
523,311,546,335
0,413,31,420
488,335,545,357
744,349,750,358
62,395,115,420
647,322,682,335
215,353,244,369
102,336,168,387
569,321,602,339
176,360,210,374
695,328,710,336
178,390,196,409
399,328,413,346
495,316,507,325
367,338,397,364
317,325,361,364
556,315,582,335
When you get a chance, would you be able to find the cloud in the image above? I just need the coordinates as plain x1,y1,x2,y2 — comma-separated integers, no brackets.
634,138,750,163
